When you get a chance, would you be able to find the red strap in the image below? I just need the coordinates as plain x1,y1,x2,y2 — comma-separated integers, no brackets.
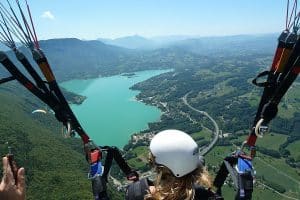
82,134,90,144
25,82,33,90
292,66,300,74
271,47,284,71
246,134,257,147
90,149,101,163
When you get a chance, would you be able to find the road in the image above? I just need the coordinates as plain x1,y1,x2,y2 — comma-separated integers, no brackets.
182,92,220,156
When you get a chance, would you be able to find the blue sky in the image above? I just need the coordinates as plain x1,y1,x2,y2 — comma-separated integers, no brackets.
23,0,287,39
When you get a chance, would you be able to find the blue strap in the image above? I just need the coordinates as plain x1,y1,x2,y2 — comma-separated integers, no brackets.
237,158,253,173
89,161,103,178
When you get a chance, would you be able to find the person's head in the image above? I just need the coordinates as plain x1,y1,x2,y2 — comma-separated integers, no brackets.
145,129,211,200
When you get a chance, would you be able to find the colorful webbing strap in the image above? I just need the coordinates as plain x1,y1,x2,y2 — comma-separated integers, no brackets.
213,154,254,200
247,33,300,148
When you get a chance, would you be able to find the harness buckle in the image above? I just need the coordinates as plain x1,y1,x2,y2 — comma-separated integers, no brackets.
255,119,269,138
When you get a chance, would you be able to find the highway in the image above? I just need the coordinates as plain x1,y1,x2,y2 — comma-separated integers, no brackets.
182,92,220,156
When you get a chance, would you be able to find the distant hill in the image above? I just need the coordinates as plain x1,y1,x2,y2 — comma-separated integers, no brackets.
98,34,278,53
0,34,281,82
0,38,133,81
98,35,195,50
37,38,135,80
98,35,155,49
170,34,278,56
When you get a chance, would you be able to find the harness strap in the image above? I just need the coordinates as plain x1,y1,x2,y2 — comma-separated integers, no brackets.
213,156,254,200
0,51,61,111
92,176,109,200
0,50,91,144
87,146,139,200
101,146,139,182
0,76,15,84
194,185,224,200
213,156,238,193
271,31,289,71
247,34,300,147
125,178,149,200
251,71,272,87
15,50,49,94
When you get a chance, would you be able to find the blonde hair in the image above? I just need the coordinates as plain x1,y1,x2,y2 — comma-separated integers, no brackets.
145,155,212,200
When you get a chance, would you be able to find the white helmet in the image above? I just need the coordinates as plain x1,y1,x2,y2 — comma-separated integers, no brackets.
149,129,201,177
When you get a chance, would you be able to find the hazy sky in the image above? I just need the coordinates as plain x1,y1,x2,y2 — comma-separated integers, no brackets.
20,0,287,39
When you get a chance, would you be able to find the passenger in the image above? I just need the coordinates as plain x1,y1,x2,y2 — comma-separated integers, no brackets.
126,129,222,200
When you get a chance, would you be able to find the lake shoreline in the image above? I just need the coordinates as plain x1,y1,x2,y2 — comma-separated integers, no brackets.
61,69,171,148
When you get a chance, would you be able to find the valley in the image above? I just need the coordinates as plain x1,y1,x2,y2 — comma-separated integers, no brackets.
0,34,299,199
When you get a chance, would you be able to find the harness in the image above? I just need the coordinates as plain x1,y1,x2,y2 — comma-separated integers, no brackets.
85,144,139,200
125,178,223,200
214,154,254,200
0,2,139,200
125,178,150,200
214,2,300,198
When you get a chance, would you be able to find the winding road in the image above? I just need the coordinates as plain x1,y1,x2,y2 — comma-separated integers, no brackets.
182,93,300,199
182,92,220,156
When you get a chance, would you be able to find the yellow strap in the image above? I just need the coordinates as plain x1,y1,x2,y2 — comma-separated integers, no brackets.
275,48,292,73
38,62,55,82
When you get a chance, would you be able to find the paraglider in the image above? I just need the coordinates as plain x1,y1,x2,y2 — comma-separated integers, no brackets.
31,109,47,114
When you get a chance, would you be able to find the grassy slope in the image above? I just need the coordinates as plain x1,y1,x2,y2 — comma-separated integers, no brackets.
0,84,93,199
287,140,300,160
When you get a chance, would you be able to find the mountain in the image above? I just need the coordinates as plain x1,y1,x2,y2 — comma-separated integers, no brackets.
98,34,278,53
99,35,195,50
170,34,278,56
0,34,281,83
150,35,194,45
1,37,197,82
38,38,135,80
0,38,132,81
98,35,156,49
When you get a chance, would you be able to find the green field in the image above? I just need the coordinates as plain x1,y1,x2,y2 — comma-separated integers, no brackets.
191,128,212,140
127,146,149,169
222,185,287,200
274,84,300,119
287,140,300,161
245,83,300,119
128,131,300,199
205,133,300,200
256,133,288,150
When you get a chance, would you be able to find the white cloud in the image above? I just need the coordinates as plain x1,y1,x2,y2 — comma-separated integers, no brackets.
41,11,55,20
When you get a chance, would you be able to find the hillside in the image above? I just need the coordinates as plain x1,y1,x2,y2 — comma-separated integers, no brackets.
0,34,279,82
0,83,123,199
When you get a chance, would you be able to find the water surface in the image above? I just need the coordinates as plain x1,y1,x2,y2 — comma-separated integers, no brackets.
61,70,169,147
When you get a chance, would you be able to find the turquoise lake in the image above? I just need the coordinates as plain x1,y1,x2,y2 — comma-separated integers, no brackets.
61,70,170,148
